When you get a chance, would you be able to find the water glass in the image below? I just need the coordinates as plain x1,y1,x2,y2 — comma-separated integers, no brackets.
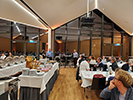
101,67,103,71
91,67,93,71
97,67,100,71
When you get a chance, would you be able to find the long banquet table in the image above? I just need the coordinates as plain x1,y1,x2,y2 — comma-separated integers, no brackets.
81,70,133,88
19,62,59,100
0,62,26,78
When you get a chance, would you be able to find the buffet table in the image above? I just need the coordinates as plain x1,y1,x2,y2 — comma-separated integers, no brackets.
0,62,26,78
81,70,133,88
19,62,59,100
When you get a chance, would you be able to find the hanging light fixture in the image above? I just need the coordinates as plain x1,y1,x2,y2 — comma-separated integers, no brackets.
81,0,95,27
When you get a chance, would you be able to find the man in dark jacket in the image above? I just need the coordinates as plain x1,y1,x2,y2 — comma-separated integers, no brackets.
94,57,104,71
121,59,129,71
111,57,118,71
100,69,133,100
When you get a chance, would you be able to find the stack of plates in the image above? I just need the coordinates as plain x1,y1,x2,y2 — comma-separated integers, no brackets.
45,64,52,68
22,68,30,75
37,72,44,76
0,82,5,95
29,69,37,76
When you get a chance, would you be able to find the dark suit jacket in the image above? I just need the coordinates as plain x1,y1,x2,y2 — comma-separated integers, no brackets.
111,62,118,71
98,62,104,68
121,63,129,71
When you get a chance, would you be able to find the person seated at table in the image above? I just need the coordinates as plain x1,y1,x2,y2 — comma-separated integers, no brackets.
121,59,129,71
100,69,133,100
89,55,92,59
77,54,82,66
117,57,123,64
101,56,107,64
107,56,112,62
79,54,85,65
46,48,53,60
94,57,104,71
110,57,118,71
76,54,85,82
79,59,90,75
90,56,97,65
0,52,6,59
129,61,133,72
8,52,13,57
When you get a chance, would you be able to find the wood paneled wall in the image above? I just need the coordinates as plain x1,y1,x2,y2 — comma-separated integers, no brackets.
14,34,48,53
55,37,130,60
0,35,132,60
0,37,10,52
40,34,48,53
67,41,78,53
80,40,90,55
92,39,101,58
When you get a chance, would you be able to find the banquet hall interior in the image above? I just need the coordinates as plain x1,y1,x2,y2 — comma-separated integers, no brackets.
0,0,133,100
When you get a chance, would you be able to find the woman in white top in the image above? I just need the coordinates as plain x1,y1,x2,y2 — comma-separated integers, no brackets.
89,56,97,65
79,59,90,76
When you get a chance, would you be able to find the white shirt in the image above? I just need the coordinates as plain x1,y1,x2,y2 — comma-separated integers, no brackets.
73,52,78,58
1,55,6,59
79,60,90,76
77,57,81,66
90,59,97,65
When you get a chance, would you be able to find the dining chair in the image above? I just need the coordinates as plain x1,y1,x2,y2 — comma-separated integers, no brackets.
84,74,106,100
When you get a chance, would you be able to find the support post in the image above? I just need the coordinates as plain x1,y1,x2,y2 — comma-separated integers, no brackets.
78,17,81,55
65,24,68,54
10,22,13,54
101,14,104,56
65,24,68,67
37,29,40,60
111,23,114,56
52,30,55,57
48,29,52,49
24,25,27,56
121,32,123,58
90,31,92,55
129,36,132,57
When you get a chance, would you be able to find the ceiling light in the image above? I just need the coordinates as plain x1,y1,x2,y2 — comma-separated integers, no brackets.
12,0,37,20
31,33,44,39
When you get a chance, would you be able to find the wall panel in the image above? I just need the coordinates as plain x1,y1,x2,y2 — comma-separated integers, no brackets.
0,37,10,52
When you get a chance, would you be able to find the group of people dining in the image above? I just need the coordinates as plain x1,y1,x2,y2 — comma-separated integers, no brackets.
76,54,133,81
75,53,133,100
0,52,12,59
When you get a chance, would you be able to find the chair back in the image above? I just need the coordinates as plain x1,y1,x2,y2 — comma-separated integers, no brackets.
103,64,107,71
54,56,60,62
91,74,106,90
6,56,13,66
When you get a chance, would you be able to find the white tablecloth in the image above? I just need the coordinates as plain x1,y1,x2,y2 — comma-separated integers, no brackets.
81,71,115,88
81,70,133,88
0,62,26,78
19,62,59,94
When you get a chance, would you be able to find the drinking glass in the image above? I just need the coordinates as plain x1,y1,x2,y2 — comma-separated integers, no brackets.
91,67,93,71
101,67,103,71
